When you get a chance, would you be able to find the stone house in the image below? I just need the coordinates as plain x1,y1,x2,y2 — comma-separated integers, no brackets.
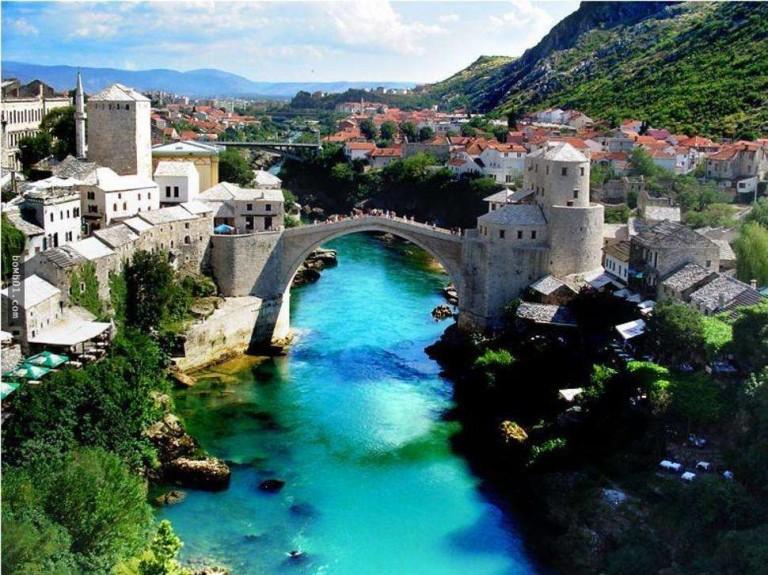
629,220,720,296
155,161,200,205
79,167,159,233
706,141,768,188
604,241,631,285
198,182,283,234
1,274,64,345
659,262,718,302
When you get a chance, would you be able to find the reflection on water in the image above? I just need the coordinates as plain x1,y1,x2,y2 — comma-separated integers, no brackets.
159,234,537,574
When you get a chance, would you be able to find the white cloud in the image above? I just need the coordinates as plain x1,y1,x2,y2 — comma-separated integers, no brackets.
12,18,38,36
489,0,554,31
324,0,446,55
69,11,122,39
438,14,460,24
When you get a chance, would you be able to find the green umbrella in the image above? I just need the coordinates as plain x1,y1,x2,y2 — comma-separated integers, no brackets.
26,351,69,368
6,363,52,380
0,381,19,400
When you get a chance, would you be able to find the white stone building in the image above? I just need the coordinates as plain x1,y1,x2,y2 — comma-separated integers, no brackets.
198,182,284,234
79,167,159,232
478,143,526,184
0,80,70,171
1,274,64,344
155,161,200,205
87,84,152,179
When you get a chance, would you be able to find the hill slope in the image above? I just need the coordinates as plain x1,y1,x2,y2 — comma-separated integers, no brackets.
423,2,768,137
0,61,413,99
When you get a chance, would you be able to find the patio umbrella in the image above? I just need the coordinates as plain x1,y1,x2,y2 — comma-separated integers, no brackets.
5,363,52,380
26,351,69,368
0,381,19,400
214,224,235,234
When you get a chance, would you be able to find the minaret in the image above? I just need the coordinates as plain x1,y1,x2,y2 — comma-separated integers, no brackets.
75,70,86,159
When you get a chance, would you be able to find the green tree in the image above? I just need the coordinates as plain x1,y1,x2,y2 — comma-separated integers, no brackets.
460,124,476,137
734,222,768,286
399,121,418,141
645,302,706,366
418,126,435,142
69,262,103,318
359,118,378,140
219,148,252,186
40,106,76,159
629,147,663,178
1,213,26,280
745,197,768,227
124,251,179,332
684,203,737,228
139,521,191,575
18,131,53,173
3,449,153,572
379,120,397,142
731,302,768,372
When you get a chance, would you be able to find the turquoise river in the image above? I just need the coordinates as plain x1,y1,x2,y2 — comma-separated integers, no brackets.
159,233,539,574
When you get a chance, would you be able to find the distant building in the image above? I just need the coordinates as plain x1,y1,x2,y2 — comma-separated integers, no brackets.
154,161,200,205
87,84,153,179
706,141,768,189
152,140,221,191
0,79,70,171
198,182,284,233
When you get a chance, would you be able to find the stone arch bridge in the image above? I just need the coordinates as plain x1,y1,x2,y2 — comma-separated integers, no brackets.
210,215,494,343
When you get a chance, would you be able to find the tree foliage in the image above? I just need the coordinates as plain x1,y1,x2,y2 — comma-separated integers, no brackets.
734,222,768,286
139,521,191,575
645,302,706,366
1,213,26,280
218,147,252,186
731,302,768,372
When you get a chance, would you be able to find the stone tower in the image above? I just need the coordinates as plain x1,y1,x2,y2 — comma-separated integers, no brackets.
74,71,86,159
86,83,152,178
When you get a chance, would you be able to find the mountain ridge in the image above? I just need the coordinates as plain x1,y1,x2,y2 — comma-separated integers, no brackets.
420,1,768,137
0,61,414,99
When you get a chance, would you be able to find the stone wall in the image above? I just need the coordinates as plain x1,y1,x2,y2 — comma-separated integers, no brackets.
87,100,152,178
547,204,604,277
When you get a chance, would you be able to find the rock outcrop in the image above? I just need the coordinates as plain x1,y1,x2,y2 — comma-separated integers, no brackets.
292,248,338,287
431,304,453,321
166,457,231,490
146,411,231,490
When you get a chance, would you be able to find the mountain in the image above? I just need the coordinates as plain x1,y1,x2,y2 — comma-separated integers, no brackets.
421,1,768,137
0,61,414,99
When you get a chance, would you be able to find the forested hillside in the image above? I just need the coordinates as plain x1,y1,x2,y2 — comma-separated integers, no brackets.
420,2,768,137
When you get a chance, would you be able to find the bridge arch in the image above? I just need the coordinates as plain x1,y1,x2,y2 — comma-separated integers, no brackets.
279,217,466,307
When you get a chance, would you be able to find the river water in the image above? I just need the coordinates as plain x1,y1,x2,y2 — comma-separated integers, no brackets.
159,234,538,574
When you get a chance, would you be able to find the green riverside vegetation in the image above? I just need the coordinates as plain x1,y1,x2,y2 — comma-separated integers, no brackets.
1,250,210,574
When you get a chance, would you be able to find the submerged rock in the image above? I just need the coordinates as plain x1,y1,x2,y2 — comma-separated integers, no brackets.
289,502,318,518
431,304,453,321
166,457,231,490
153,489,187,507
258,478,286,493
292,248,338,287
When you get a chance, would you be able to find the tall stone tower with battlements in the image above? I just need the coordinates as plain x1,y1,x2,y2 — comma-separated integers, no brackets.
460,141,604,329
86,84,152,178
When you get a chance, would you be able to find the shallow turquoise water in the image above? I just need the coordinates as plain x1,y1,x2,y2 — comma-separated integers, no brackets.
159,234,538,574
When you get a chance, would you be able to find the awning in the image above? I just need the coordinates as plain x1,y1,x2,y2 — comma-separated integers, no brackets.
214,223,235,234
615,319,646,340
28,321,111,347
4,363,51,380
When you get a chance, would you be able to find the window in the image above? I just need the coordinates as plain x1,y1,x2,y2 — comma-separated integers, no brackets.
118,193,122,199
138,194,141,201
247,203,253,211
499,229,505,239
173,186,179,198
50,213,54,222
148,192,151,200
88,205,98,213
184,235,191,244
531,230,537,239
113,203,118,211
166,186,171,197
123,202,127,210
573,189,579,198
185,222,190,229
266,204,272,212
546,165,549,175
66,210,70,218
87,191,95,200
60,211,64,220
535,164,539,173
561,167,568,176
580,167,585,176
706,260,712,268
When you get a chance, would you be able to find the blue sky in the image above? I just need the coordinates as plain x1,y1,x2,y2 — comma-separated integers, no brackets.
2,1,579,83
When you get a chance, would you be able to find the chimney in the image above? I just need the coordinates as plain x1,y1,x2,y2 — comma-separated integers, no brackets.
750,279,758,289
718,293,725,308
